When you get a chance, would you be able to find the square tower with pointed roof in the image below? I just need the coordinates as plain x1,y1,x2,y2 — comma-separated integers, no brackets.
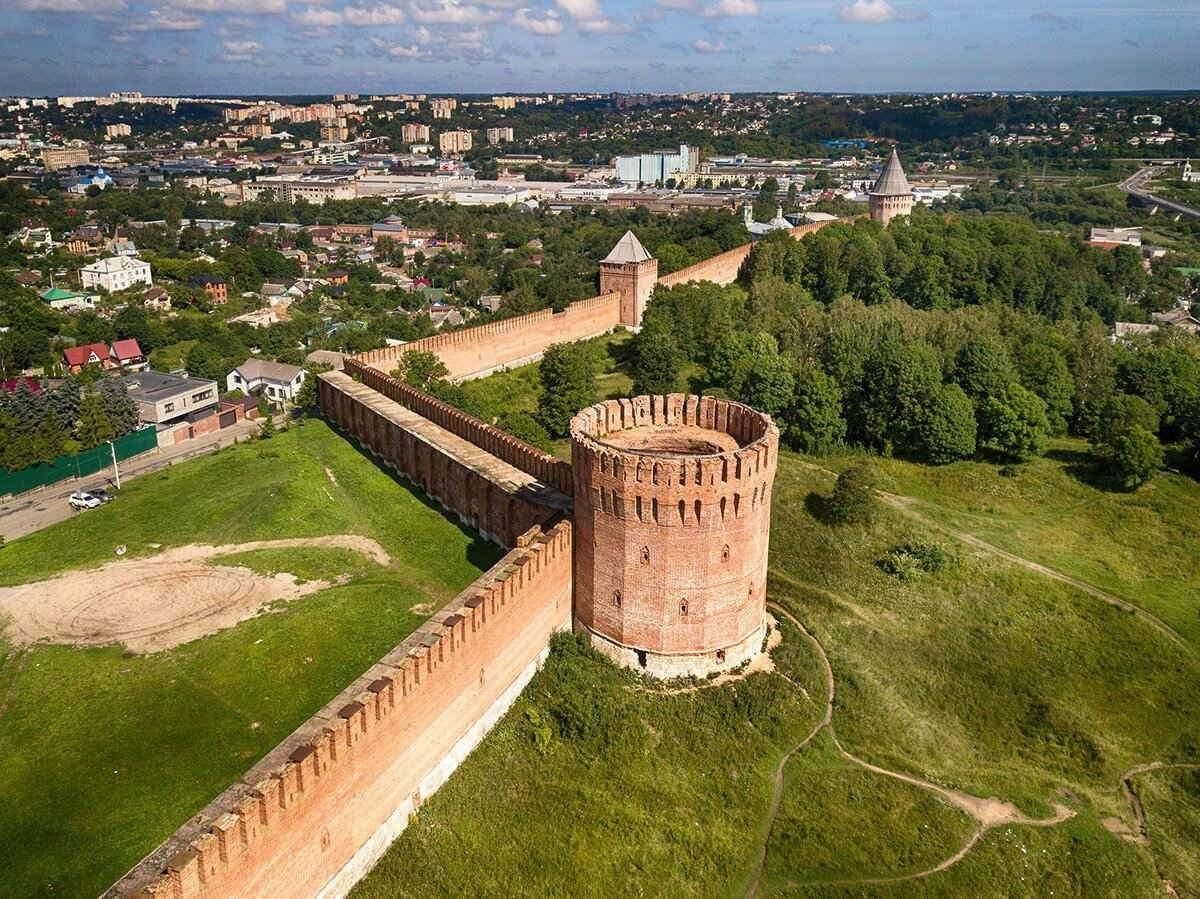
599,230,658,328
869,148,915,226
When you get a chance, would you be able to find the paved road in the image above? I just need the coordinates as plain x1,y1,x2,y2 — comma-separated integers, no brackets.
0,416,267,543
1118,166,1200,219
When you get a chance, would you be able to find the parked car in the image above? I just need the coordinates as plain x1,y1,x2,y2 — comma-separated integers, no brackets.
68,491,104,510
87,487,114,504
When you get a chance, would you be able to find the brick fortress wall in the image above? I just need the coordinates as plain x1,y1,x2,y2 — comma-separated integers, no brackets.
570,394,779,678
355,292,623,381
355,222,836,383
318,371,569,547
344,358,573,496
109,523,573,899
657,221,836,288
108,215,837,897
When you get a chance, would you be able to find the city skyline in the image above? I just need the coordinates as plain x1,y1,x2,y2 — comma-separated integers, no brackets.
1,0,1198,96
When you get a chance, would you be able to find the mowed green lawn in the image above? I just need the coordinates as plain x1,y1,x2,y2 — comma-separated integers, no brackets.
355,447,1200,897
0,419,500,898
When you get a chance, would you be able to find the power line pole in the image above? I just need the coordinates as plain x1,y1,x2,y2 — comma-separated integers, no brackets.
109,440,121,490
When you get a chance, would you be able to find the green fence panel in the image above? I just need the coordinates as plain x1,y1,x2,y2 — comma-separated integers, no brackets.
0,426,158,497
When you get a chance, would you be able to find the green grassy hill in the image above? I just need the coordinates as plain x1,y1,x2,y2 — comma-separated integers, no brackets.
0,420,499,897
354,446,1200,897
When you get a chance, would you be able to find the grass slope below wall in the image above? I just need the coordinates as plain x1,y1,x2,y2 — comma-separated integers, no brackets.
0,420,500,898
355,449,1200,896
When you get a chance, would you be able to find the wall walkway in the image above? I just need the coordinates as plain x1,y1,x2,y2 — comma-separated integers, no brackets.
344,359,573,496
319,371,569,547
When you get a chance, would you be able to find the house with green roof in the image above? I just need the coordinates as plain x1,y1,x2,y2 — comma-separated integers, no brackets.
40,287,97,312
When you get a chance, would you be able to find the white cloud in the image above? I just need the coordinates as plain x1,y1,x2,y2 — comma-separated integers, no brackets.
222,38,262,59
577,16,625,32
692,38,726,52
513,7,563,34
385,42,424,56
344,3,407,24
128,7,203,29
16,0,126,10
795,41,834,54
292,6,343,25
837,0,894,23
410,0,499,24
553,0,625,32
447,24,487,47
175,0,285,13
703,0,755,16
656,0,756,18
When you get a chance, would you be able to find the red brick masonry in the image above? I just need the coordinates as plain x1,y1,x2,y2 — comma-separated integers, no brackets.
108,524,573,899
571,394,779,677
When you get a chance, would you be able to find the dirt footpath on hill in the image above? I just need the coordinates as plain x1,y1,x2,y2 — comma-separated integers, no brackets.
0,535,391,653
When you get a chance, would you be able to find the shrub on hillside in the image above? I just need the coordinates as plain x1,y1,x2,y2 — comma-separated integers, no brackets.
497,411,552,452
913,383,978,465
784,365,846,455
537,342,598,438
392,349,449,391
878,540,953,581
978,383,1050,462
826,463,877,525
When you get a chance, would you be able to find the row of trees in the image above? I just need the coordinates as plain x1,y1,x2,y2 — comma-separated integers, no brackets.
739,213,1184,323
0,378,139,472
624,224,1200,487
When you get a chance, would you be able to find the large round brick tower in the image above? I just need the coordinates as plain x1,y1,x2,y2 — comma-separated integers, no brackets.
570,394,779,678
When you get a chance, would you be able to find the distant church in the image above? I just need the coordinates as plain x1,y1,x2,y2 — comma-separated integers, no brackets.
869,148,914,225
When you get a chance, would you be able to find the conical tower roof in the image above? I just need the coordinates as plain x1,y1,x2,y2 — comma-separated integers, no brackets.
603,230,653,264
870,148,911,197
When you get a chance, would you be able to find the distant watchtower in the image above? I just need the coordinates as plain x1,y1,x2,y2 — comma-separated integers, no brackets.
869,148,914,226
599,230,657,329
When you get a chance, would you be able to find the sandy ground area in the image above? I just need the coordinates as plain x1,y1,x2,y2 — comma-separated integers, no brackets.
0,535,391,654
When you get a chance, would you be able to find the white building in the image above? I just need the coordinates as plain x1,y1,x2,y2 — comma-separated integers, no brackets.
105,123,132,139
1182,160,1200,184
80,255,152,292
401,123,431,143
614,145,697,185
239,177,356,205
430,98,456,119
226,358,306,403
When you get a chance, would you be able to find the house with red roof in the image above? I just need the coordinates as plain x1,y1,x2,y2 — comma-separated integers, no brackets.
63,342,115,374
110,338,147,371
62,338,146,374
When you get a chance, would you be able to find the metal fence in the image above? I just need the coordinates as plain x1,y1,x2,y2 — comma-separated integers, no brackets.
0,426,158,496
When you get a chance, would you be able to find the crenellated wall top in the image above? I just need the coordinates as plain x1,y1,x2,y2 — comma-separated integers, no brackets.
570,394,779,489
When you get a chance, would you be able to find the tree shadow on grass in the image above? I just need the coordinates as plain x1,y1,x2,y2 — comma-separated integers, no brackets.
804,490,836,525
326,423,503,571
1044,445,1123,492
606,332,635,373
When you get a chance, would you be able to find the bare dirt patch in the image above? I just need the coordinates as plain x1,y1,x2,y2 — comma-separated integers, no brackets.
0,535,391,654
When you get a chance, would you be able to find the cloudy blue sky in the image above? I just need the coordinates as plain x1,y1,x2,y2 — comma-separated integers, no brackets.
0,0,1196,96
